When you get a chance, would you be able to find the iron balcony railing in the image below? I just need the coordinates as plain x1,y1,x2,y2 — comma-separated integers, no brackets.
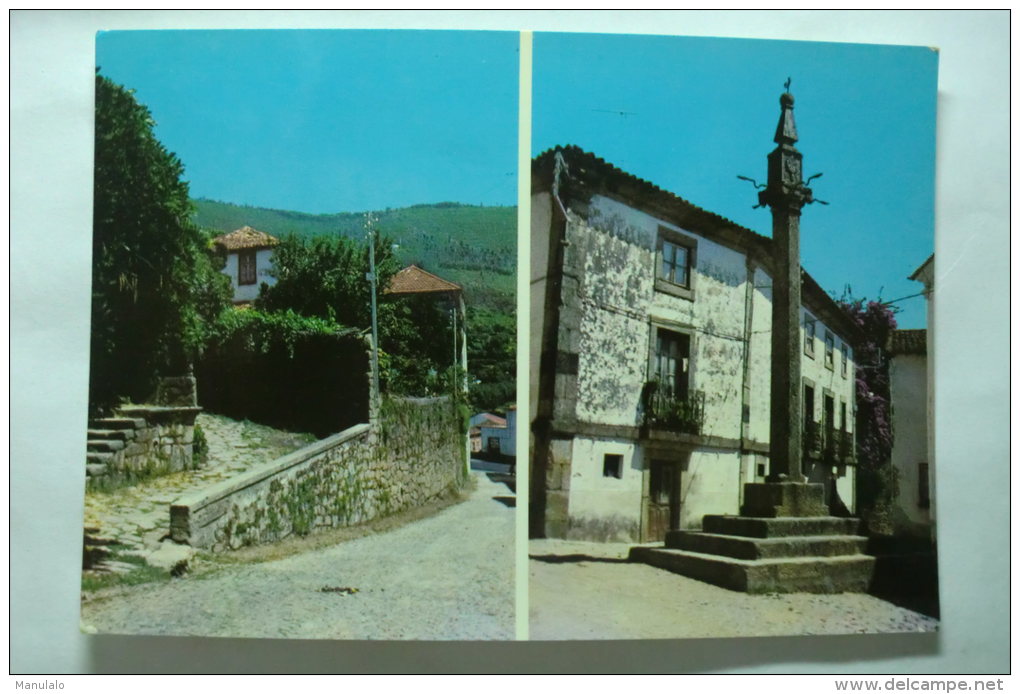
803,420,823,458
641,382,706,435
804,423,855,464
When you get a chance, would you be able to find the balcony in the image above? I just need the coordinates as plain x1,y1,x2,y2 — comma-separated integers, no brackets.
641,382,705,435
804,423,855,465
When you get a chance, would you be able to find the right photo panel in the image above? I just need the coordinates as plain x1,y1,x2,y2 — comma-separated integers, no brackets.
528,32,939,639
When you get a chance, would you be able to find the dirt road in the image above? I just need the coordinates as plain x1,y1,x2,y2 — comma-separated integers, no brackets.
81,470,515,640
529,539,937,640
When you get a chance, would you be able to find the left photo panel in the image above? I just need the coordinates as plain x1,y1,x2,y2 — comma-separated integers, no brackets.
82,29,519,640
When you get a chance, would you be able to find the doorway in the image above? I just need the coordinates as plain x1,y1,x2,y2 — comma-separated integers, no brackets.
646,458,681,542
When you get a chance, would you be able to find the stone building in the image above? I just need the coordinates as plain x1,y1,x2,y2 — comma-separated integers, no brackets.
530,146,861,542
212,225,280,304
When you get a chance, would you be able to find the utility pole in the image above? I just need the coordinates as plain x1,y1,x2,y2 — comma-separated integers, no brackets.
366,213,381,403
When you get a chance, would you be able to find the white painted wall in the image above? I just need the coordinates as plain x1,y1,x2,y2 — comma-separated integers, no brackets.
222,248,277,303
889,351,930,535
536,189,861,537
567,436,644,539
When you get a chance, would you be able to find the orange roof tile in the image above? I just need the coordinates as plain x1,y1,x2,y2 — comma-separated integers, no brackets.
213,226,280,252
385,265,462,295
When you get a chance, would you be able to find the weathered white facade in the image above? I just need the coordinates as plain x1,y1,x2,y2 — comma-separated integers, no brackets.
222,247,276,303
531,147,860,542
212,226,280,304
887,329,930,538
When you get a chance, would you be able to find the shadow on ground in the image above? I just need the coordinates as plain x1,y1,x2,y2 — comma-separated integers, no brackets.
486,472,515,493
529,553,630,565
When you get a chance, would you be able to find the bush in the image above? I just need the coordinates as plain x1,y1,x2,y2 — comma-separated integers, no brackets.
192,422,209,469
196,309,370,438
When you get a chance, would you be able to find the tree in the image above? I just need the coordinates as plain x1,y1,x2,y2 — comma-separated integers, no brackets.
257,233,397,328
257,233,456,395
837,293,900,532
91,73,230,415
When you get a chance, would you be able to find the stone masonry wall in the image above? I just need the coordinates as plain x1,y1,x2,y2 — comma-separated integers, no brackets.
170,396,465,551
86,405,202,487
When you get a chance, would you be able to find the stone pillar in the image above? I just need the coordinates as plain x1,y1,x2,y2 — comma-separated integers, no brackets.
755,89,822,502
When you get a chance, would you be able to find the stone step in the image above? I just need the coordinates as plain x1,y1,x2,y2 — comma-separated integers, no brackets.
86,463,108,477
86,451,114,465
665,530,867,560
87,438,125,453
90,417,146,431
629,546,875,594
701,515,863,539
86,428,135,442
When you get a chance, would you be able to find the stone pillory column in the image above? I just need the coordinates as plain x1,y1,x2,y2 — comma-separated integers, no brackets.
744,87,825,516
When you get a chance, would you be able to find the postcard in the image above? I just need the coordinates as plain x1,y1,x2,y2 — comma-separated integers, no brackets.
80,28,519,641
527,32,940,639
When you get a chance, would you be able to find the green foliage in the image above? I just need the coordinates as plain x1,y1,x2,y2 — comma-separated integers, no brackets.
192,199,516,311
465,306,516,412
91,74,231,415
210,306,350,356
192,422,208,469
380,295,459,397
837,292,900,529
256,233,398,328
197,308,369,437
192,189,516,405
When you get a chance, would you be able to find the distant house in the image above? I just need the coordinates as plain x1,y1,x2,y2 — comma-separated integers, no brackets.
470,412,507,428
212,226,280,304
480,406,516,458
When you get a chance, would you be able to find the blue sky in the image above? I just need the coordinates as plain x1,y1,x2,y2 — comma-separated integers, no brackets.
96,30,518,214
534,33,938,329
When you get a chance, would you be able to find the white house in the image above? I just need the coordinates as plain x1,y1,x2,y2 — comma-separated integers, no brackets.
887,254,935,542
479,407,516,458
887,328,930,539
530,146,861,542
212,226,280,304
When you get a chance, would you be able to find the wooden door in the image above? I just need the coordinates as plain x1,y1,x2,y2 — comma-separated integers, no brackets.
647,459,680,542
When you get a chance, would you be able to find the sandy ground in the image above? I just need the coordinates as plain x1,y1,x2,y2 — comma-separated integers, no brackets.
529,539,938,640
81,469,515,640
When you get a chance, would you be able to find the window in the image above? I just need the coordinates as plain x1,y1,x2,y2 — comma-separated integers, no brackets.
840,401,847,431
841,342,848,378
824,332,835,370
918,463,930,509
804,315,816,358
238,250,257,285
487,437,500,452
654,329,691,399
603,454,623,479
662,241,690,287
655,228,696,300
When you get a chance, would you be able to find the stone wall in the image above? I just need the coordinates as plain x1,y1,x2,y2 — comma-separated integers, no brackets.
170,396,465,551
86,405,202,488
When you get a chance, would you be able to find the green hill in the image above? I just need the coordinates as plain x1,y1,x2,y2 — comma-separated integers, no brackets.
192,199,517,312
